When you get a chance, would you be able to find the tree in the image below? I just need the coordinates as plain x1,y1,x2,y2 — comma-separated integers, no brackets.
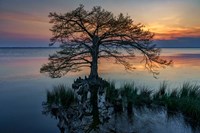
40,5,172,81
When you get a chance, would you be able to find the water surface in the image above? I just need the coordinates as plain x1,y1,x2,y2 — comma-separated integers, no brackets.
0,47,200,132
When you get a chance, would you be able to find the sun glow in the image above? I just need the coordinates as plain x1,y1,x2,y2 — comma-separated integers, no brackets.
0,0,200,47
146,24,200,40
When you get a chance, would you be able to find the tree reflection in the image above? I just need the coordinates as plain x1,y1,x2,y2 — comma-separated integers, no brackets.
42,78,199,133
42,78,135,132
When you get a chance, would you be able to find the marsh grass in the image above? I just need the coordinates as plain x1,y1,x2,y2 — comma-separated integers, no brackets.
120,83,137,113
105,81,200,126
137,87,152,107
153,83,200,122
160,83,200,126
46,82,200,128
105,81,118,104
46,84,77,108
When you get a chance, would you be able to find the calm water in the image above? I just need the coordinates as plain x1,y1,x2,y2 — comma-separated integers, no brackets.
0,47,200,133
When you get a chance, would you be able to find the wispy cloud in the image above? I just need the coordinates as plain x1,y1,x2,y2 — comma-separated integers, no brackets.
0,31,49,40
145,15,200,40
0,11,48,23
0,0,200,47
152,27,200,40
0,11,51,40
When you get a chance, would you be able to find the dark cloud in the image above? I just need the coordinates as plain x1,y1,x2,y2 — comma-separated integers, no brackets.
155,37,200,48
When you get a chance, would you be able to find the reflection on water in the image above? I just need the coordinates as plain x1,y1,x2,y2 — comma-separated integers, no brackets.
0,48,200,88
98,53,200,88
44,105,193,133
0,48,200,132
42,80,198,133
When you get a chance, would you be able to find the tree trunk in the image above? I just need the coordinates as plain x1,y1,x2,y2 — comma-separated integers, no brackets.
90,85,100,130
89,36,99,80
89,53,98,80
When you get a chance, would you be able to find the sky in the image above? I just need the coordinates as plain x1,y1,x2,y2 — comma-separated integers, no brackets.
0,0,200,47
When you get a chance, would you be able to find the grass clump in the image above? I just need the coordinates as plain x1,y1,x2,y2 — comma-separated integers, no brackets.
46,84,77,108
107,81,200,126
152,82,200,125
105,81,118,104
46,81,200,128
120,83,137,113
137,87,152,107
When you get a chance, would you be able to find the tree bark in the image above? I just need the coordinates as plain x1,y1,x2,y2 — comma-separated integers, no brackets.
89,36,99,80
89,53,98,80
89,85,100,130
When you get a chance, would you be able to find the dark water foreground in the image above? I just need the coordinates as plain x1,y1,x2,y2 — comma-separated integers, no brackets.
42,78,200,133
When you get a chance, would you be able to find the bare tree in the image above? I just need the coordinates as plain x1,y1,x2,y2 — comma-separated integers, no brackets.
40,5,172,81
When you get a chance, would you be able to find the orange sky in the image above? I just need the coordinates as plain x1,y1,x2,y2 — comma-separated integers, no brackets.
0,0,200,47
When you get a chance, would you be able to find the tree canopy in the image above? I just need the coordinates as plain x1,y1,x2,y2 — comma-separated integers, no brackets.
40,5,172,79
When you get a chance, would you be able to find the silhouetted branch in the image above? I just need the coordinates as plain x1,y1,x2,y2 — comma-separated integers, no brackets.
41,5,172,79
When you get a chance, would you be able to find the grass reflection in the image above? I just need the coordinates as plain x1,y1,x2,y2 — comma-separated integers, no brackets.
42,80,200,132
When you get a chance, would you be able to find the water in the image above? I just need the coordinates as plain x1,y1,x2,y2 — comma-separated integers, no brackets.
99,48,200,89
0,47,200,133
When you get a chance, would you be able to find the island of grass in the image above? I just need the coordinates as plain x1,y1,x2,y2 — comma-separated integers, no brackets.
43,79,200,132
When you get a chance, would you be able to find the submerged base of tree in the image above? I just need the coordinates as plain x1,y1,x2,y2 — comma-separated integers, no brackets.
42,77,200,133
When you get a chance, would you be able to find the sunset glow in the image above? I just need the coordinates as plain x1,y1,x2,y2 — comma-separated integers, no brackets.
0,0,200,47
1,1,200,132
146,24,200,40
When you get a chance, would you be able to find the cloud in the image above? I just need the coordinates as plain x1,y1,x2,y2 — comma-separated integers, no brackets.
143,13,200,40
0,11,51,41
155,27,200,40
0,31,48,40
0,11,48,23
146,23,200,40
155,37,200,48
